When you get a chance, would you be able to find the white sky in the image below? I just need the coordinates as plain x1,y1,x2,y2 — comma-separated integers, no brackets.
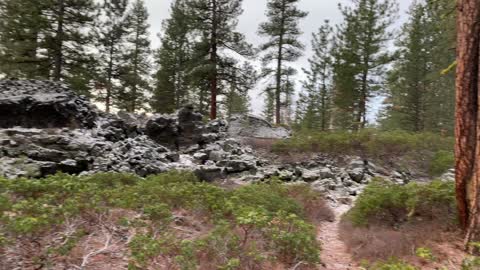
144,0,414,120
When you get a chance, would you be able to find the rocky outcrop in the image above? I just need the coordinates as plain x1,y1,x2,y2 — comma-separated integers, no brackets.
228,114,291,139
0,79,419,205
0,80,97,129
0,80,266,180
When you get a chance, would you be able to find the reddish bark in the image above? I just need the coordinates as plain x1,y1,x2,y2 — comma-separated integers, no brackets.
455,0,480,249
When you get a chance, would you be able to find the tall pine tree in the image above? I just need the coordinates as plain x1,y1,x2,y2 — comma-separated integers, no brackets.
380,0,456,134
96,0,129,113
258,0,307,125
152,0,192,114
187,0,253,119
0,0,49,78
117,0,151,113
296,21,334,131
0,0,96,92
333,0,397,130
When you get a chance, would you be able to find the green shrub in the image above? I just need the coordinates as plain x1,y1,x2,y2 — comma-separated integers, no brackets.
345,178,456,227
266,211,320,264
272,130,454,175
429,150,454,176
362,259,418,270
462,256,480,270
0,172,324,269
415,247,434,261
128,233,177,269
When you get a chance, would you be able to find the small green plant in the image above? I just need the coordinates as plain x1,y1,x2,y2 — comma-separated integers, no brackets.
361,259,418,270
415,247,435,261
128,233,176,269
266,211,321,264
462,256,480,270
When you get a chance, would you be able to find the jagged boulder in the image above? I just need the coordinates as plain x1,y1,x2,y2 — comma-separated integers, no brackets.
145,105,211,149
0,80,97,129
228,114,291,139
145,114,179,148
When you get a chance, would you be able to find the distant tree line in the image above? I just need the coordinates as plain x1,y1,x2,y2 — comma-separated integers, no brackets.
0,0,456,134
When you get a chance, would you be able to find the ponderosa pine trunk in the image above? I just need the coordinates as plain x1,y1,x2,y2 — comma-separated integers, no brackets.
455,0,480,250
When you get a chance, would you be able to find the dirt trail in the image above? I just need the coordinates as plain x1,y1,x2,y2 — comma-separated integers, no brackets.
317,204,357,270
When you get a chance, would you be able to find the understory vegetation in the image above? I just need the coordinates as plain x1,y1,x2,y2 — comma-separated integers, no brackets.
272,130,454,176
0,171,332,269
340,178,464,268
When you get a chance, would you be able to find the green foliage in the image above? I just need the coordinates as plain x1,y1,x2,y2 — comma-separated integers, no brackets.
273,129,454,174
380,0,456,134
266,211,320,264
362,259,418,270
0,171,322,268
415,247,434,261
429,150,454,176
462,256,480,270
128,233,176,269
117,0,151,113
273,129,453,155
295,20,334,131
258,0,308,124
345,178,456,227
332,0,397,130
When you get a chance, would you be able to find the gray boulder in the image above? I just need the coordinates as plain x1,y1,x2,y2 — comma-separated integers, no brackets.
217,160,256,173
194,166,224,182
145,114,179,148
228,114,290,139
0,80,97,129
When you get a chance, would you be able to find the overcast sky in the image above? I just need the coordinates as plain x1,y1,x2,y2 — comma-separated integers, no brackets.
144,0,414,119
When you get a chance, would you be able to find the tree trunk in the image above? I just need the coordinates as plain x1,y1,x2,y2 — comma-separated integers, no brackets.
53,0,65,81
106,37,114,113
275,1,286,125
209,0,218,120
455,0,480,250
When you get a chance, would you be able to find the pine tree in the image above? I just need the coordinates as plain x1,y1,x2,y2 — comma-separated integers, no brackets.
380,3,429,132
152,0,192,114
258,0,307,125
281,68,296,125
117,0,151,113
380,0,456,134
0,0,97,93
96,0,129,113
333,0,397,130
0,0,49,78
45,0,97,84
263,87,276,123
423,0,456,134
223,62,255,118
187,0,253,119
296,21,334,131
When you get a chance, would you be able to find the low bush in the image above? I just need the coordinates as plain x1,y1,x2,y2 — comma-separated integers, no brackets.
361,259,418,270
345,178,456,227
340,178,458,262
272,129,454,175
0,171,328,269
429,150,455,176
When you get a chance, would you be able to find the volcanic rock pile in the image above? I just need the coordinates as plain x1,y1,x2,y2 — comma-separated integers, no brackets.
0,79,416,204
